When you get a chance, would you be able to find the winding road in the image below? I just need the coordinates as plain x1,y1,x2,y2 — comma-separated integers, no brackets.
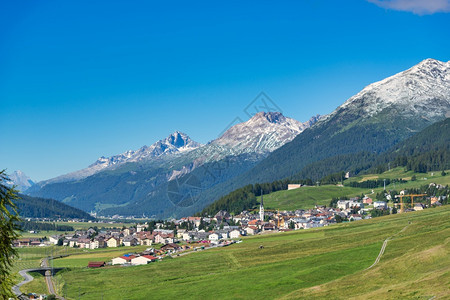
12,257,65,300
12,268,36,298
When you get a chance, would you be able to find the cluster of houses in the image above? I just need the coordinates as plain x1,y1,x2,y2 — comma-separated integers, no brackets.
46,225,177,249
14,196,388,250
43,199,376,250
109,244,186,267
15,186,446,250
13,238,43,247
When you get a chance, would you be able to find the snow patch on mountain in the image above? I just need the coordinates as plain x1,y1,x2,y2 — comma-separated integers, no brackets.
36,132,202,186
336,59,450,119
213,112,320,154
5,170,35,192
168,112,321,180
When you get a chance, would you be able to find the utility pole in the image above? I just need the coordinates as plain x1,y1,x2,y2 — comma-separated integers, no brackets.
383,179,386,191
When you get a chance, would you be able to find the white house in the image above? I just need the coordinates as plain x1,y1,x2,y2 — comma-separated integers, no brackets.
136,224,147,233
182,232,192,241
112,255,135,265
208,233,219,242
140,238,153,246
374,201,387,209
111,257,127,265
106,237,120,248
131,255,157,266
230,230,241,239
49,235,59,245
245,226,258,236
288,184,301,190
123,237,139,247
337,200,349,210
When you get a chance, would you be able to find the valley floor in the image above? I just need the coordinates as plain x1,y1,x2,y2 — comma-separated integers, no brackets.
48,205,449,299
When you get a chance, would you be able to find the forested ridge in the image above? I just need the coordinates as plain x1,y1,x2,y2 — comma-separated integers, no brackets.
16,194,94,220
197,118,450,216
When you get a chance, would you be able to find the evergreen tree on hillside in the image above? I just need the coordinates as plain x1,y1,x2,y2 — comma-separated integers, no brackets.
0,170,21,299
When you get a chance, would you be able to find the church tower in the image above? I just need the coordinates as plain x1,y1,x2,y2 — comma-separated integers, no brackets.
259,191,264,221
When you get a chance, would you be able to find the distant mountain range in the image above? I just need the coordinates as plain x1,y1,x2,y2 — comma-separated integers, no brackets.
26,111,320,217
31,131,203,188
5,170,35,192
25,58,450,219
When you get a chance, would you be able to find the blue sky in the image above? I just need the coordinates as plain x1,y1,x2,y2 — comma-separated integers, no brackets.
1,0,449,181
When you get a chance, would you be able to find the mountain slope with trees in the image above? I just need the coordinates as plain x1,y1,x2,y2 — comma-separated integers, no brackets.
197,118,450,215
16,194,94,220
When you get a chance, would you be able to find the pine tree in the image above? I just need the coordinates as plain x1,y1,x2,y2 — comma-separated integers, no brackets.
0,170,21,299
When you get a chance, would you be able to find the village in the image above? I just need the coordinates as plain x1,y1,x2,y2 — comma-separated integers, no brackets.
14,184,447,269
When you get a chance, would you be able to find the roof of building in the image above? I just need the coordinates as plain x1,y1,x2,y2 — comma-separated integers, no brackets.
141,255,157,260
120,255,136,261
88,261,106,268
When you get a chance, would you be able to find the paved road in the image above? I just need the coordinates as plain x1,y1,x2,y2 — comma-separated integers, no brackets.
12,268,36,297
12,257,65,300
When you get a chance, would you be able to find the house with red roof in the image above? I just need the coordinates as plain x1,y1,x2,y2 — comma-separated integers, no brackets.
131,255,158,265
111,255,136,265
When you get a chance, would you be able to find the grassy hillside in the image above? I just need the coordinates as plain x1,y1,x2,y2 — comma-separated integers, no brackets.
264,167,449,211
52,206,449,299
263,185,368,210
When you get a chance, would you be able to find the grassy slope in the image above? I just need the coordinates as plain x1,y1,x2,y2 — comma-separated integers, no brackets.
21,272,48,295
263,186,369,210
13,246,84,295
55,206,449,299
14,245,149,295
52,245,150,268
264,168,449,210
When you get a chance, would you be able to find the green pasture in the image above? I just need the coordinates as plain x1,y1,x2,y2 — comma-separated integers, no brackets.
264,168,449,211
53,206,449,299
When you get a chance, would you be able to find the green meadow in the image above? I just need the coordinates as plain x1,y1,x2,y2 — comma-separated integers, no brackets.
264,168,449,211
52,206,449,299
52,245,150,268
15,245,149,295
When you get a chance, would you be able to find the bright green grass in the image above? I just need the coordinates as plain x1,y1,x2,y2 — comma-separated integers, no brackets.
263,168,450,211
12,246,84,274
20,230,70,238
20,271,48,295
54,206,449,299
50,221,129,230
264,185,370,210
52,245,150,268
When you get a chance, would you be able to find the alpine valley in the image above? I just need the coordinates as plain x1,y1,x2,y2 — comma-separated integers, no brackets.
27,112,320,218
26,58,450,218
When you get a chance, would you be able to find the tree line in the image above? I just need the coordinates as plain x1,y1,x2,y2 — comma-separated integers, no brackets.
17,221,74,232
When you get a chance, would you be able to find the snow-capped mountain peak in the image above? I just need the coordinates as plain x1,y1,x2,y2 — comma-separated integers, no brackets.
334,58,450,120
214,111,320,153
5,170,35,192
34,132,202,186
167,112,321,180
89,131,202,168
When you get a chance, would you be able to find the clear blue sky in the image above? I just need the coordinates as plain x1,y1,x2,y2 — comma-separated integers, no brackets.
1,0,449,181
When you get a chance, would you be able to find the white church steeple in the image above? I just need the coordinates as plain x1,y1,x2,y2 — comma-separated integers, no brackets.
259,191,264,221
